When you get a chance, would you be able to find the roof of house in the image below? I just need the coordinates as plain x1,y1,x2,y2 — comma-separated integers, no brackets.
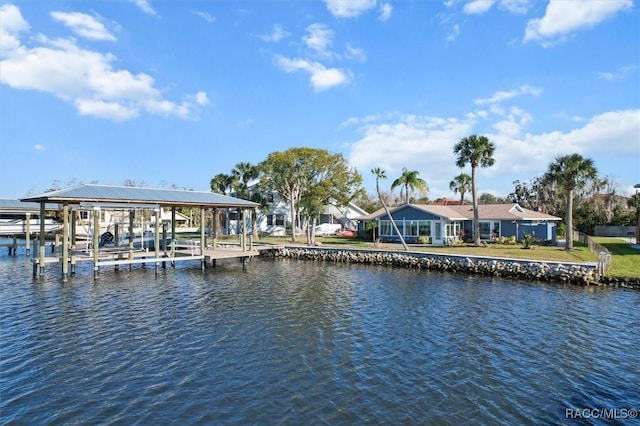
20,184,259,209
0,199,60,213
356,203,560,221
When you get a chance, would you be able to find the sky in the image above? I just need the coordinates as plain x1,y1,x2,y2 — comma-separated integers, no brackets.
1,0,639,203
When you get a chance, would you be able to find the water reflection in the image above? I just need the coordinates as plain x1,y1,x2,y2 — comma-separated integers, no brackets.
1,256,638,424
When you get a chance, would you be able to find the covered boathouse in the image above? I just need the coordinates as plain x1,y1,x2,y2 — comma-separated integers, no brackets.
21,184,260,281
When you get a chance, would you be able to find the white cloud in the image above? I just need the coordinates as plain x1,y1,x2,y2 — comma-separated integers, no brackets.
499,0,531,14
50,11,115,41
464,0,496,15
474,84,541,105
259,24,289,42
0,5,207,121
524,0,633,44
275,55,351,91
324,0,378,18
34,144,46,151
345,43,367,62
348,115,476,191
446,24,460,42
347,98,639,198
378,3,393,21
303,23,334,58
133,0,156,16
462,0,531,15
0,4,30,52
75,98,139,121
596,65,637,81
195,11,215,23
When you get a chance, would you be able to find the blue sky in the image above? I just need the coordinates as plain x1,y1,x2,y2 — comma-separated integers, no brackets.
1,0,639,202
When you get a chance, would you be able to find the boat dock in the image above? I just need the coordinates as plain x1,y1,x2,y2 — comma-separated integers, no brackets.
20,184,262,281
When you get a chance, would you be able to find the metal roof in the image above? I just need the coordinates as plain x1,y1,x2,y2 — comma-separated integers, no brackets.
20,184,259,209
0,199,60,213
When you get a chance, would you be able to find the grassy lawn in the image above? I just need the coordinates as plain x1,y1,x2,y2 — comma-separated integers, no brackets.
252,235,597,264
591,237,640,278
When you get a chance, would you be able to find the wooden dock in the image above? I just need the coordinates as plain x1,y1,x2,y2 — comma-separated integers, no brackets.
31,243,267,279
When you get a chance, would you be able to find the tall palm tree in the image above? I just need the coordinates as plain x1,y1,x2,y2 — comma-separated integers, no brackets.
391,167,428,204
231,162,260,237
210,173,234,237
372,168,408,251
543,154,598,250
210,173,233,195
449,173,472,204
453,134,496,245
231,162,259,199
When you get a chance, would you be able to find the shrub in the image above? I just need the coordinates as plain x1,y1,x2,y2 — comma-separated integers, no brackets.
522,232,538,249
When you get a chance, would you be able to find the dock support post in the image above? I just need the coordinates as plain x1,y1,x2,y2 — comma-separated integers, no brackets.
38,202,46,276
93,207,100,279
129,210,134,270
25,213,31,256
171,207,176,268
200,207,206,271
162,223,167,268
154,207,160,276
241,209,247,253
62,203,69,282
10,235,17,256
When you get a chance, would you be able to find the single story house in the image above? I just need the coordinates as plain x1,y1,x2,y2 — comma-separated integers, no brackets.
356,203,561,245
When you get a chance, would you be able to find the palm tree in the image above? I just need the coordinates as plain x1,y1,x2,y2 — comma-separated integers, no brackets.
210,173,234,237
453,134,496,245
231,162,260,237
210,173,234,195
543,154,598,250
391,168,428,204
231,162,259,199
449,173,472,204
372,168,408,251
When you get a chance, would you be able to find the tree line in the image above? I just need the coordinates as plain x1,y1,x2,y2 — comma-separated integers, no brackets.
211,135,637,251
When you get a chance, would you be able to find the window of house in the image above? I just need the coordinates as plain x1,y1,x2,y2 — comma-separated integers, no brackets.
267,193,274,203
479,221,500,240
275,214,285,226
267,215,273,226
419,221,431,236
406,221,418,236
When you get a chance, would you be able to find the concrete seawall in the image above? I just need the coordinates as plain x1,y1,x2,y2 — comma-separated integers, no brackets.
262,246,639,289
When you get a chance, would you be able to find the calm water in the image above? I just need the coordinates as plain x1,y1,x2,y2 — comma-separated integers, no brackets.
1,251,639,425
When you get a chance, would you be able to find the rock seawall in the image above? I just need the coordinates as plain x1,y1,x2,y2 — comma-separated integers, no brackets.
262,246,638,288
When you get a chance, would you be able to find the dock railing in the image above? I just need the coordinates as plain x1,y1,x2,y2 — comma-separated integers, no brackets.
575,231,611,276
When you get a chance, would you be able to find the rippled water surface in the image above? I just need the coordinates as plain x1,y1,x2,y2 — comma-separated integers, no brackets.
1,253,639,425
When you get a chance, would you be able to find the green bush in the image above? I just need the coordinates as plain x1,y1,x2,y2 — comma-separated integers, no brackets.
496,236,517,245
522,232,538,249
418,236,430,244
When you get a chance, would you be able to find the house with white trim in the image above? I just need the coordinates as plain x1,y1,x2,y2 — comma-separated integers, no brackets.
226,183,368,236
356,203,561,245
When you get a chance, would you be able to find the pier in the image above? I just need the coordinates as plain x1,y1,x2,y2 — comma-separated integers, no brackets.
20,184,261,280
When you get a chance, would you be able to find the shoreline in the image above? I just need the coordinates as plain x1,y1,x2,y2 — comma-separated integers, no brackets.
262,246,640,289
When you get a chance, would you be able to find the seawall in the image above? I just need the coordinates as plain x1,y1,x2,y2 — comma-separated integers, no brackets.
262,246,639,289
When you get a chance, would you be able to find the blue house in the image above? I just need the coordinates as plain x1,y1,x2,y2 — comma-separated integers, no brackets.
356,203,561,245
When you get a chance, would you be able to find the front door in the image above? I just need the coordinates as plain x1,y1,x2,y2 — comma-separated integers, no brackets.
432,221,443,245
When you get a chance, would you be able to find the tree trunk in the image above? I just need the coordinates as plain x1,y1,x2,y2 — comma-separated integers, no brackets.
380,199,408,251
471,166,480,245
565,189,574,250
289,198,296,242
636,206,640,245
252,208,258,239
